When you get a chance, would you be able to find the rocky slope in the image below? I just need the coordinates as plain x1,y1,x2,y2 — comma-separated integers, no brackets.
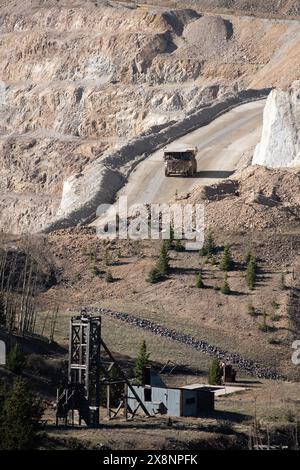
137,1,300,17
0,1,299,232
253,81,300,167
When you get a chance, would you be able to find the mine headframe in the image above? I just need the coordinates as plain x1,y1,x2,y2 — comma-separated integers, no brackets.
56,314,150,427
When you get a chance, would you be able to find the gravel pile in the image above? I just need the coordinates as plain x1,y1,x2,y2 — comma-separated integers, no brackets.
179,15,238,61
189,165,300,233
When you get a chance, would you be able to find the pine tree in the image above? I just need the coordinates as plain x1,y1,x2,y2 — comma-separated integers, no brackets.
0,292,6,328
208,358,223,385
196,272,204,289
220,244,234,271
157,241,169,276
279,273,285,290
246,256,257,290
105,271,114,283
247,304,256,317
134,340,150,385
0,378,44,450
200,229,215,257
6,344,26,375
245,250,253,264
173,239,184,252
259,311,269,333
221,274,231,295
167,224,174,250
147,266,161,284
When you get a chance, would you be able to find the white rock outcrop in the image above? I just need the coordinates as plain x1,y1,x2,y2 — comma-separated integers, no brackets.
253,82,300,167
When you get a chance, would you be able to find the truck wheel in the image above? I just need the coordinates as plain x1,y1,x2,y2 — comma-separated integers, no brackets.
165,169,169,177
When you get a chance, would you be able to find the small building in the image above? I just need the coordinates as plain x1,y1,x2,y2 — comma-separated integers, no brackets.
128,368,214,418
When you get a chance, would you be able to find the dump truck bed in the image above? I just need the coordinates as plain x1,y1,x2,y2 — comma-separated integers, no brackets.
164,147,197,177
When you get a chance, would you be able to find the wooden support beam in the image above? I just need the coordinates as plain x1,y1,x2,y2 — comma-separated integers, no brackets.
101,339,150,417
107,384,111,420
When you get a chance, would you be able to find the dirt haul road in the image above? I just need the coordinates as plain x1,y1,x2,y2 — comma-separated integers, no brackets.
93,99,265,225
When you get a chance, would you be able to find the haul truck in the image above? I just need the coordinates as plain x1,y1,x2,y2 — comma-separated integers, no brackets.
164,147,197,177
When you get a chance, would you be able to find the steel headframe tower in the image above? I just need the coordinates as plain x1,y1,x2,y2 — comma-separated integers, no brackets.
68,314,101,426
56,313,150,427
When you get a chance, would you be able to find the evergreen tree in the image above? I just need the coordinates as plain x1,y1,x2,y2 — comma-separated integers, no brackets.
208,358,223,385
134,340,150,385
165,224,174,250
259,311,269,333
173,239,184,252
220,244,234,271
247,304,256,317
279,273,285,290
221,274,231,295
196,272,204,289
246,255,257,290
0,378,44,450
0,292,6,328
157,241,169,276
146,266,162,284
245,250,253,264
200,229,215,257
105,271,114,283
6,344,26,375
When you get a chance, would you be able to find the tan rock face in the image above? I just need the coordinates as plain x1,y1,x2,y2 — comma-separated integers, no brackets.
0,1,299,232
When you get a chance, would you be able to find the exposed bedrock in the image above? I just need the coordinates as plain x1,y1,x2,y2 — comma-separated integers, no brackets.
253,82,300,168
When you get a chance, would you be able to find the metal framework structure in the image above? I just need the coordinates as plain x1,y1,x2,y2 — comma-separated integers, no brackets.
56,314,150,427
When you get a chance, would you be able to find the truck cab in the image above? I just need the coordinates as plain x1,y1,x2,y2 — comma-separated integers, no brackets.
164,147,197,177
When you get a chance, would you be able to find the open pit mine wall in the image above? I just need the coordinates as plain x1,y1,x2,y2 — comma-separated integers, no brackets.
253,83,300,168
43,87,271,233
